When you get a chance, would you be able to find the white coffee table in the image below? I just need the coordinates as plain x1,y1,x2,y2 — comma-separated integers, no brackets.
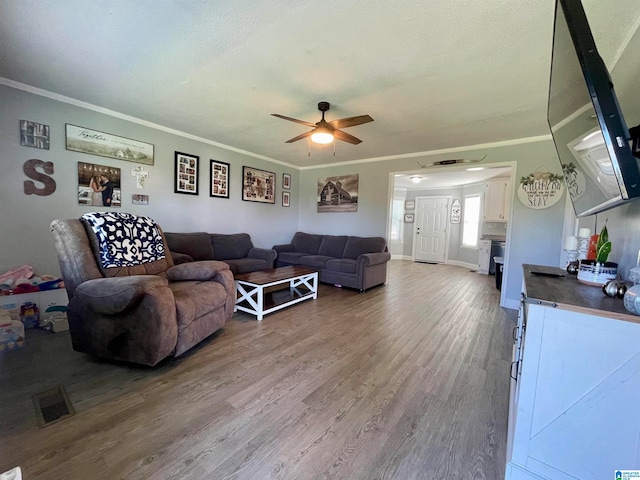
234,266,318,320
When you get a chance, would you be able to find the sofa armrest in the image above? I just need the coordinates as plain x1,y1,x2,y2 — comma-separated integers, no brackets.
273,243,294,253
73,275,169,314
170,251,194,265
358,252,391,267
248,247,277,266
166,260,230,282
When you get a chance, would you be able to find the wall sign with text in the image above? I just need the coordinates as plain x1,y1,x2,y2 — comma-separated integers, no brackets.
450,199,461,223
517,166,564,209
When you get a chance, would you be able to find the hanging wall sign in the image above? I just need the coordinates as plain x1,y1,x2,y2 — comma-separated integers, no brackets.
450,199,461,223
517,166,564,209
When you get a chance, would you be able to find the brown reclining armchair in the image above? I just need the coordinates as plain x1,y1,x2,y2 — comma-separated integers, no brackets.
50,213,235,366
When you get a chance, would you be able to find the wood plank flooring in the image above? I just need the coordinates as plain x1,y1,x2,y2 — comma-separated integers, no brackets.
0,260,516,480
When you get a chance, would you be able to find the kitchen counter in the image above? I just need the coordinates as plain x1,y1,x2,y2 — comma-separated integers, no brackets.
480,235,506,242
523,263,639,323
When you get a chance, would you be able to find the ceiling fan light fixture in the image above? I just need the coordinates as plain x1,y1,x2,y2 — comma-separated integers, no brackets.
410,176,423,184
311,126,334,144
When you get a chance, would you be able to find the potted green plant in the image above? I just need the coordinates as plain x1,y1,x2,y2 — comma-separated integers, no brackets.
577,223,618,286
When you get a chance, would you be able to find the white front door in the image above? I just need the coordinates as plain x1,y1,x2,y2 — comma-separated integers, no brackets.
413,196,449,263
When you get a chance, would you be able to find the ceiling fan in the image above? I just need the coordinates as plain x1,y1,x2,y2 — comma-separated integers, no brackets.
272,101,374,145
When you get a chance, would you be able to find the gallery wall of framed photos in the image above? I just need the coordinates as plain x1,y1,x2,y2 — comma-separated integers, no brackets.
5,85,302,278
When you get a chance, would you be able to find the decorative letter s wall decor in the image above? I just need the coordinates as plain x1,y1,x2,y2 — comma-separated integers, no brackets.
23,159,56,196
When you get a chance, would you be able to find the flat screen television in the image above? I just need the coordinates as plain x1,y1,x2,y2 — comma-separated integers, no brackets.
548,0,640,217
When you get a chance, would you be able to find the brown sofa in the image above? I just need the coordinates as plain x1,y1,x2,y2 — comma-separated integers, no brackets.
164,232,277,275
273,232,390,292
50,217,235,366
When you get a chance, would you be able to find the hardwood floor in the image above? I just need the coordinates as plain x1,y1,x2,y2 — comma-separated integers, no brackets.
0,260,516,480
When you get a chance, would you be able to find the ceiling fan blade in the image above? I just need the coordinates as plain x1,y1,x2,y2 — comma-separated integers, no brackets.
328,115,374,130
285,131,313,143
333,129,362,145
271,114,315,127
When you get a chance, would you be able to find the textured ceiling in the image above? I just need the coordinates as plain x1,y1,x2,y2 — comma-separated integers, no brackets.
1,0,638,168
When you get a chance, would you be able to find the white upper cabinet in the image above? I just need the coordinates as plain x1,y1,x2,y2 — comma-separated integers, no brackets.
483,179,511,222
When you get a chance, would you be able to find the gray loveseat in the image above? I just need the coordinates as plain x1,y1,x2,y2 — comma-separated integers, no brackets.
273,232,390,292
164,232,277,275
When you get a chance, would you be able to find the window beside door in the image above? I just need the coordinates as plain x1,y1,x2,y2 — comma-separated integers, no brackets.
462,194,481,248
390,197,404,242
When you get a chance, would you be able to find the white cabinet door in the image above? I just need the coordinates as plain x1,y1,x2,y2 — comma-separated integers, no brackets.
507,303,640,480
483,180,511,222
478,239,491,274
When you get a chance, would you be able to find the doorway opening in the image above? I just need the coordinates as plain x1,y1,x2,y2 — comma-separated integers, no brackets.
387,162,515,305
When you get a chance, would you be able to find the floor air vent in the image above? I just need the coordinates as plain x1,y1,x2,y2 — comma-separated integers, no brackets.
32,385,75,427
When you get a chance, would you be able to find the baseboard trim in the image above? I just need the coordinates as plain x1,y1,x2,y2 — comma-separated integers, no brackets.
390,255,413,260
445,260,478,270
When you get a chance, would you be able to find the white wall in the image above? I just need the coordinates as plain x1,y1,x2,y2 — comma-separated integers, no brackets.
0,85,299,276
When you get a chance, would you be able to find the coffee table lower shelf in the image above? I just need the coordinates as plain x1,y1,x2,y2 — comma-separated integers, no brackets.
234,267,318,321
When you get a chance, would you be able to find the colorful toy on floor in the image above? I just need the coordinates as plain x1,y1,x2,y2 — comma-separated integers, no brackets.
19,302,39,329
0,310,25,352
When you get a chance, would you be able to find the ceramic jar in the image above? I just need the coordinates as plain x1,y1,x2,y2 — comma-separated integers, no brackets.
623,285,640,316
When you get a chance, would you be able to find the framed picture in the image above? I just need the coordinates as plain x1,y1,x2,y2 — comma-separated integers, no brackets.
66,124,154,165
283,173,291,190
132,194,149,205
282,191,290,207
317,173,358,213
242,166,275,204
404,213,414,223
174,152,199,195
20,120,50,150
405,200,415,210
210,159,230,198
77,162,121,207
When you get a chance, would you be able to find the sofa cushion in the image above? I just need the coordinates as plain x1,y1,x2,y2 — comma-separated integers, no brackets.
211,233,253,260
164,232,214,261
318,235,348,258
299,255,333,269
277,252,308,265
325,258,357,274
343,236,387,259
291,232,323,255
225,258,270,274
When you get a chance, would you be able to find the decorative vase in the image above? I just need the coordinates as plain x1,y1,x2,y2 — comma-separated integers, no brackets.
576,260,618,286
623,285,640,315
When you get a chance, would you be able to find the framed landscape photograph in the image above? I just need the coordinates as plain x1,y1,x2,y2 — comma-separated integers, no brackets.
282,191,290,207
283,173,291,190
317,173,358,213
66,124,154,165
174,152,199,195
242,166,275,204
20,120,50,150
210,159,230,198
